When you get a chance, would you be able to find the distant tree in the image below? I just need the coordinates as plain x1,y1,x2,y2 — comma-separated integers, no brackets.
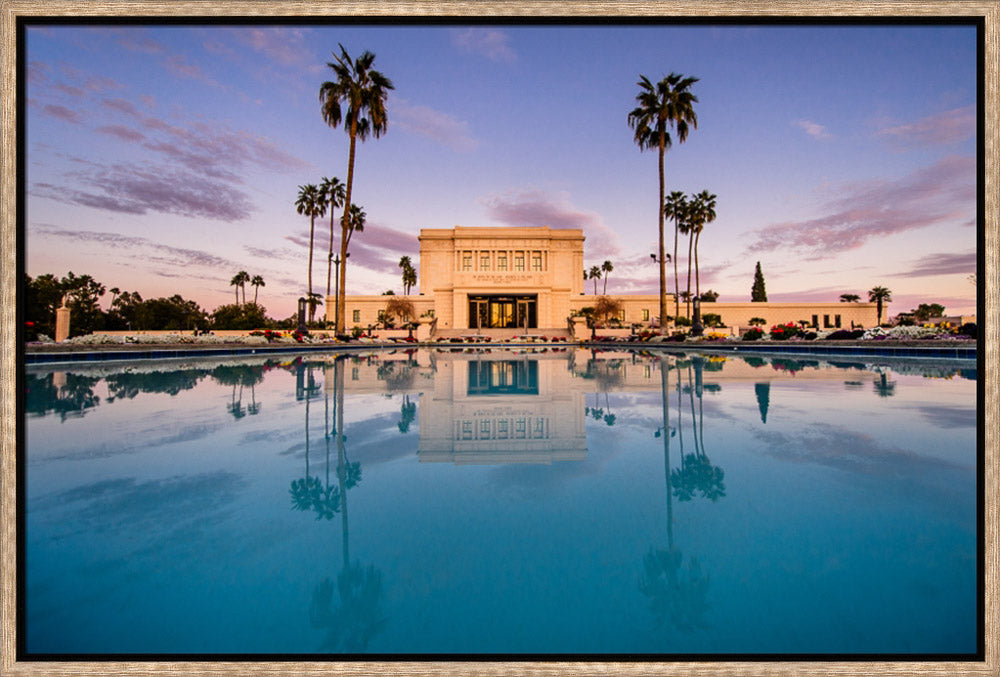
231,270,250,305
663,191,689,320
748,317,767,327
381,290,395,295
839,293,861,303
385,297,415,326
601,260,614,294
751,262,767,302
211,302,269,330
698,289,719,302
868,286,893,325
133,295,209,331
593,295,623,326
399,256,416,295
913,303,946,322
689,190,717,305
319,176,346,299
701,312,722,328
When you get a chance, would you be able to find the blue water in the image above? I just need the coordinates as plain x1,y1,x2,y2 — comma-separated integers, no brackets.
23,348,978,656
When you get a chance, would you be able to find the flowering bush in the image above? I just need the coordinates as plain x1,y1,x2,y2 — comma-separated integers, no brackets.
742,327,764,341
768,323,801,341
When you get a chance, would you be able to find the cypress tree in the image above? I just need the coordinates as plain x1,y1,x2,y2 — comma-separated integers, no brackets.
751,261,767,302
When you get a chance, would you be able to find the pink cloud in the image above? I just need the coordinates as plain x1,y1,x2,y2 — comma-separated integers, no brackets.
898,251,977,278
42,104,84,124
393,98,479,152
96,125,146,143
483,189,620,256
746,155,975,258
877,106,974,150
452,28,516,63
794,119,832,140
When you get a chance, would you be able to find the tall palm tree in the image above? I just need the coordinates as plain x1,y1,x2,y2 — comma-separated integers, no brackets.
663,190,688,321
346,203,366,254
320,176,346,302
690,190,716,303
601,260,613,294
320,44,394,333
230,271,249,305
296,184,326,321
628,73,699,328
589,265,602,295
399,256,415,295
682,197,698,318
251,275,265,305
868,286,893,326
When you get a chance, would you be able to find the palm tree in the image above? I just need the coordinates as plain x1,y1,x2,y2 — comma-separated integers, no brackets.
868,286,893,326
230,271,249,305
663,190,688,321
682,197,697,318
601,260,613,294
398,256,416,295
251,275,265,305
307,292,324,324
690,190,716,303
296,184,326,319
320,44,395,333
320,176,346,301
628,73,699,328
589,265,602,295
346,203,366,252
839,293,861,303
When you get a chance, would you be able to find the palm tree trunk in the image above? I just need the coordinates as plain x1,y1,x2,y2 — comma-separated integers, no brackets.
327,210,335,301
657,134,669,329
308,214,316,323
335,360,349,570
686,231,694,318
603,274,608,295
254,285,259,305
694,230,702,300
660,357,673,550
338,125,358,335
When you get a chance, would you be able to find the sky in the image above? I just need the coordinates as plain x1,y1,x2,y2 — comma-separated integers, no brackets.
23,21,980,319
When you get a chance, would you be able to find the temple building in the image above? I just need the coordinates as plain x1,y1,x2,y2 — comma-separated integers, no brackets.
327,226,882,333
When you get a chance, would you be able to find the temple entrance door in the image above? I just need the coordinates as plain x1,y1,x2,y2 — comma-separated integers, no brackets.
490,300,514,328
516,298,536,330
469,298,489,331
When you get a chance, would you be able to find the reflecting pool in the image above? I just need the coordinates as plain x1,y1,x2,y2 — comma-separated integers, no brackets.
23,347,978,656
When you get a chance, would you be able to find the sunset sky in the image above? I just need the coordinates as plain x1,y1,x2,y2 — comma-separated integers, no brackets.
23,21,980,319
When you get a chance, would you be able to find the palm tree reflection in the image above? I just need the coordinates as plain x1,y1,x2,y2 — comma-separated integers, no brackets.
640,354,713,632
304,357,386,652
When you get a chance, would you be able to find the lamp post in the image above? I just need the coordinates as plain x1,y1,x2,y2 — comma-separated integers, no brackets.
650,253,672,330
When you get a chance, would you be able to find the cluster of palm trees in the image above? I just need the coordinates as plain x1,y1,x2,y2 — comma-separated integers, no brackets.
229,270,265,305
664,190,717,319
398,256,417,295
840,286,893,325
586,260,614,295
296,178,366,323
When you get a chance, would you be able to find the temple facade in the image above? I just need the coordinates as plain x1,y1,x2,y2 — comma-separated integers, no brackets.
328,226,883,332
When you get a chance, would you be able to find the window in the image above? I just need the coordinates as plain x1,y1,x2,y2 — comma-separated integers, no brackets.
812,314,818,328
353,309,361,323
531,253,542,271
462,254,472,271
642,309,650,321
497,254,507,271
823,314,831,328
835,314,842,328
514,253,525,271
480,254,490,270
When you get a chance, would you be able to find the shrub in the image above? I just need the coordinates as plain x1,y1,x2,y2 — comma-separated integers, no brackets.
824,329,864,340
958,323,977,338
768,322,801,341
748,317,767,327
742,327,764,341
675,316,691,327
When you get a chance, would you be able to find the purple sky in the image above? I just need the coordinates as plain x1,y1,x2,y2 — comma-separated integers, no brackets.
24,22,980,319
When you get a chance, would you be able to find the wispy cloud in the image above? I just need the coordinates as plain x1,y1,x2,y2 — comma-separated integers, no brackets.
877,106,974,150
794,119,832,140
451,28,516,63
393,98,479,152
482,189,620,256
746,155,975,259
242,27,318,71
41,104,84,124
898,252,977,278
96,125,146,143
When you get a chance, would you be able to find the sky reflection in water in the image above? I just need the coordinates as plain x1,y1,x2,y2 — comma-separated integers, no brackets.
24,347,978,656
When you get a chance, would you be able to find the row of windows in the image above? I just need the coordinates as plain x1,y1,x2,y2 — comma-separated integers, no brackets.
459,250,545,272
456,417,550,441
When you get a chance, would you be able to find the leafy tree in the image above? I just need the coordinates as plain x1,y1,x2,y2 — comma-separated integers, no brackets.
748,317,766,326
211,302,269,330
701,312,722,328
629,73,699,329
913,303,946,321
296,184,326,322
839,293,861,303
593,295,623,326
601,260,614,294
868,285,893,325
751,261,767,302
133,295,208,331
320,44,395,332
698,289,719,302
384,297,414,326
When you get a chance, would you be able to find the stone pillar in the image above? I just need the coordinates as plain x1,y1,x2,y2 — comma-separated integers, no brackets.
55,295,71,342
416,317,435,342
571,316,589,342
